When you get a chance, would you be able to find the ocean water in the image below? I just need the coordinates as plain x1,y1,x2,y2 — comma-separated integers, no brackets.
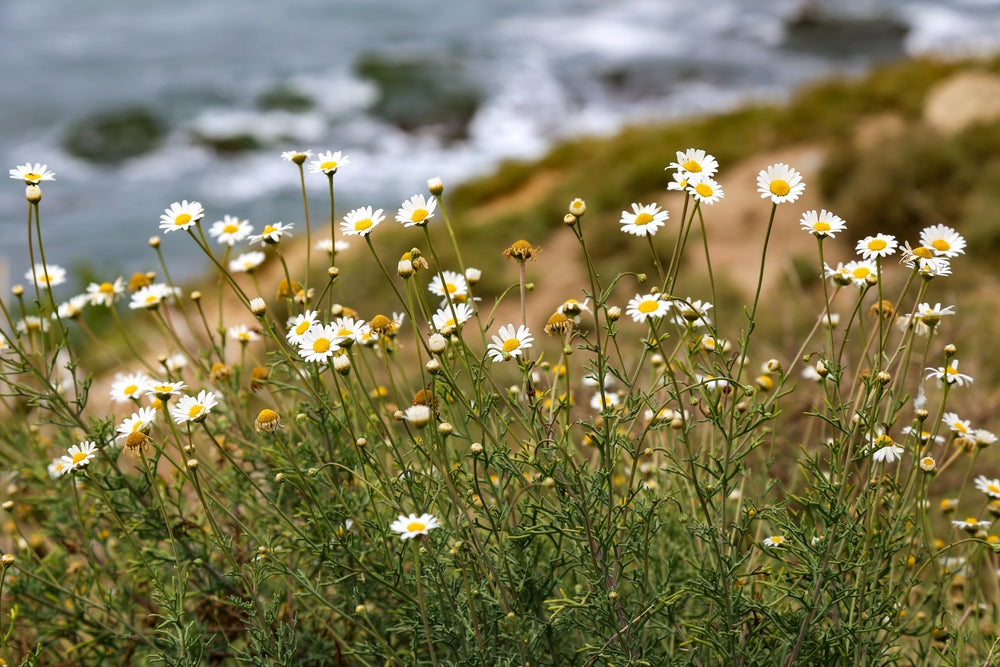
2,0,1000,287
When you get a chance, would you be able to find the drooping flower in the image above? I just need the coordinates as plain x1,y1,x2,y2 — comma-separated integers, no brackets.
115,407,158,444
925,360,974,387
486,324,533,363
159,200,205,233
390,512,441,540
341,206,384,237
281,149,313,164
619,203,669,236
395,194,437,227
672,298,713,328
756,163,805,204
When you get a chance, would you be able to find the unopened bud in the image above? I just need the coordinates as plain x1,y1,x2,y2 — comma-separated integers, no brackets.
26,185,42,203
427,177,444,196
148,236,161,248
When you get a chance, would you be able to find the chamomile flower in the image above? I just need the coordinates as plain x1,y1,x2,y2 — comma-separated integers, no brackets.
169,390,219,424
975,475,1000,499
402,405,432,427
148,380,187,402
870,434,904,464
920,224,966,258
941,412,973,438
591,392,620,412
332,317,370,347
432,302,474,334
286,310,320,345
686,175,725,205
281,149,313,163
115,407,158,444
298,323,344,363
390,512,441,540
487,324,533,363
9,162,55,184
841,260,878,289
757,163,805,204
159,200,204,233
901,425,945,445
626,293,670,323
110,372,152,403
86,277,125,307
60,441,98,472
395,194,437,227
952,517,991,533
315,238,350,254
856,234,898,260
619,202,669,236
673,298,713,328
308,150,349,175
56,294,89,320
229,251,266,273
247,222,293,246
666,171,691,191
48,458,69,479
208,215,253,246
914,302,955,326
428,271,468,301
129,283,177,310
25,263,66,289
915,256,952,278
762,535,786,548
799,209,846,238
15,316,49,334
227,324,260,343
341,206,384,237
926,360,974,387
668,149,719,177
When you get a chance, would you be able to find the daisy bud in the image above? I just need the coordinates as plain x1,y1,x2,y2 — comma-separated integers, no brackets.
563,213,577,226
250,297,267,316
465,267,481,284
355,604,367,615
190,291,202,302
148,236,161,248
864,273,878,286
333,354,351,375
397,258,414,277
764,358,782,373
470,442,483,455
427,177,444,196
11,285,23,297
428,333,447,354
26,185,41,203
328,266,339,278
1,554,14,567
569,198,586,216
544,477,555,489
393,410,405,422
356,438,367,447
816,360,829,377
275,473,285,483
915,408,929,421
438,422,453,436
919,456,936,473
877,371,891,384
1,502,13,512
944,344,957,356
186,459,199,470
426,358,441,373
607,306,621,322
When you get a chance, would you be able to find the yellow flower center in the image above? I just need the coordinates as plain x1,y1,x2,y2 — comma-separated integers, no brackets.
446,283,457,294
875,435,894,448
313,338,331,354
154,385,172,393
953,421,967,433
682,160,702,172
931,239,950,251
868,239,887,251
131,421,144,433
25,172,40,181
263,224,277,235
502,338,520,353
145,295,159,304
634,212,654,226
638,300,659,314
769,179,790,196
174,213,192,227
295,321,311,335
946,364,958,375
406,521,426,533
813,221,831,232
445,318,457,327
321,161,338,171
354,219,373,231
695,183,713,197
188,405,204,419
914,246,934,258
124,384,138,395
223,223,239,234
238,333,251,341
990,484,1000,494
411,209,429,222
965,518,978,526
71,452,88,464
770,536,784,544
851,267,871,279
99,282,114,293
337,328,352,337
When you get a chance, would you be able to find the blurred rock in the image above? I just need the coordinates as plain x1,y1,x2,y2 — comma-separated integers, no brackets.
63,107,167,164
924,70,1000,135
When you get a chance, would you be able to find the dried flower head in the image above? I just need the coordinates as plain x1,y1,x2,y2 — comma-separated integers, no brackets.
504,240,541,262
255,409,282,433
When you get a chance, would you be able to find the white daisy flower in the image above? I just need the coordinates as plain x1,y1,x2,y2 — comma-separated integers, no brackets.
920,224,966,258
486,324,533,363
281,149,313,163
915,256,951,278
169,390,219,424
229,251,266,273
432,303,474,334
668,149,718,177
666,171,691,191
856,234,898,260
25,263,67,289
159,200,204,233
762,535,786,548
941,412,972,438
975,429,998,446
110,372,152,403
619,202,669,237
340,206,384,237
428,271,468,300
115,406,158,444
686,175,725,205
756,163,805,204
286,310,320,345
60,441,98,472
626,293,670,323
952,517,991,533
308,150,349,175
673,298,713,328
926,360,973,387
800,209,846,238
227,324,260,343
247,222,294,246
841,260,878,289
332,317,370,347
975,475,1000,499
208,215,253,246
86,277,125,307
9,162,55,184
870,435,904,464
390,512,441,540
315,238,350,254
129,283,178,310
15,316,49,334
590,392,620,412
48,458,70,479
395,194,437,227
298,323,345,363
56,294,89,320
914,302,955,326
402,405,432,427
148,380,187,402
